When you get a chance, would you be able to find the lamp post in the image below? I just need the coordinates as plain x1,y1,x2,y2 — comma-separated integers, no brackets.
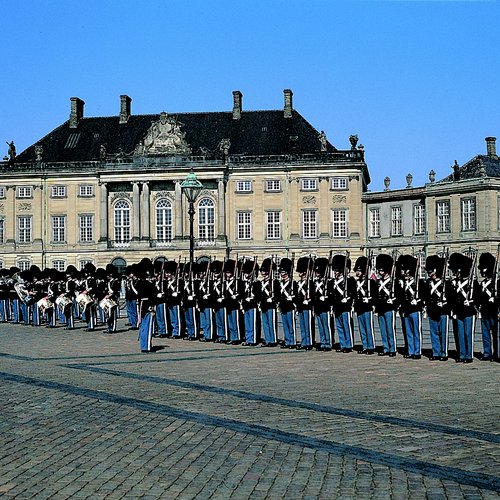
181,168,203,266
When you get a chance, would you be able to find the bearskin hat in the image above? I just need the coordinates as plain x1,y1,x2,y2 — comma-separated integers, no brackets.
479,252,495,276
210,260,223,273
314,257,329,276
397,254,418,275
376,254,393,274
332,254,351,272
106,263,119,277
261,257,277,273
83,262,96,276
279,258,292,275
9,266,20,276
243,259,259,275
296,256,312,274
223,259,236,274
448,253,472,275
425,255,445,277
354,256,368,272
29,264,41,278
197,260,210,273
65,265,78,276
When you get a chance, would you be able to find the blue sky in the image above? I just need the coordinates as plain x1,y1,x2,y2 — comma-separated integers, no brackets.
1,0,498,189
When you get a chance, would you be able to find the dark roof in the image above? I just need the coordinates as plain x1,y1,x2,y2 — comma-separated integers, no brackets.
440,154,500,182
16,110,337,163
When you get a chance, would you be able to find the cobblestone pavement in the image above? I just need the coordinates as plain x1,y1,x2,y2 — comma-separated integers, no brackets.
1,318,499,499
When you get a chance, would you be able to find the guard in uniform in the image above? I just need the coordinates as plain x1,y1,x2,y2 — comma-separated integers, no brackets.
165,260,183,339
183,262,200,341
477,252,498,361
331,254,354,353
294,256,314,350
241,259,260,346
211,260,227,343
197,260,216,342
373,254,397,357
277,258,296,349
124,265,139,330
259,257,278,347
312,257,333,351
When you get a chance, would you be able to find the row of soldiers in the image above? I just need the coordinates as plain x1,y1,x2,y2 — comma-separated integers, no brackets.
0,263,122,332
124,252,499,362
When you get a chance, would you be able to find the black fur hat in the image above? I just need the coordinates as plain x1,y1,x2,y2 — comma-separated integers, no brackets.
332,254,351,272
354,256,368,272
397,255,418,275
425,255,445,277
479,252,495,276
314,257,329,275
376,254,393,274
242,259,259,275
279,258,292,275
296,256,312,274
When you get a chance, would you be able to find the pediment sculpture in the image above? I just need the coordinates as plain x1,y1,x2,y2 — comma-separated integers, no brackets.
136,112,192,156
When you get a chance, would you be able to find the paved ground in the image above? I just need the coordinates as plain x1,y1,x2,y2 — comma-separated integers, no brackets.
1,316,499,499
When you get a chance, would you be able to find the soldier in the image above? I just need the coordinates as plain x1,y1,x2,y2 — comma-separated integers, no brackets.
103,263,121,333
241,259,260,346
373,254,397,357
0,269,11,322
277,257,296,349
294,256,314,350
124,265,139,330
211,260,227,343
8,267,21,324
421,255,450,361
259,257,278,347
183,262,200,341
312,257,333,351
477,252,498,361
164,260,183,339
61,265,79,330
395,254,424,359
331,254,354,353
197,260,216,342
223,259,242,345
154,261,168,338
80,262,98,331
448,253,479,363
136,264,157,353
352,255,377,354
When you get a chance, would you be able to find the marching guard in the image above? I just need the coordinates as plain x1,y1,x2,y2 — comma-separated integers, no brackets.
259,258,278,347
277,258,296,349
312,257,333,351
294,257,314,350
241,259,260,346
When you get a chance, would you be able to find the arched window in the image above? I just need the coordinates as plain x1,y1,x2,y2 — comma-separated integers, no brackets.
52,260,65,271
198,198,215,241
111,257,127,275
17,260,31,271
156,199,173,242
114,199,131,243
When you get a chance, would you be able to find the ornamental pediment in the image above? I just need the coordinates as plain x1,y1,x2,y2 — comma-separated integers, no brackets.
136,112,192,156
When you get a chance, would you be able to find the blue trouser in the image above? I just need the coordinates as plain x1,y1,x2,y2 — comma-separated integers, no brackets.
226,308,239,342
20,303,29,325
139,312,154,351
85,305,96,330
32,304,40,326
126,299,138,327
357,311,375,350
316,311,333,348
335,311,353,349
11,299,20,323
64,306,75,330
429,315,448,357
481,315,498,359
155,303,168,335
169,305,181,337
45,307,56,328
403,312,422,356
244,308,258,344
455,315,475,361
297,310,313,347
281,310,295,346
261,308,277,344
199,307,214,340
0,299,9,321
378,310,397,353
185,306,198,339
214,307,227,340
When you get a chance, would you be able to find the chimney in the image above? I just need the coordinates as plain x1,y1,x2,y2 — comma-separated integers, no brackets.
119,95,132,124
485,137,498,159
232,90,242,120
283,89,293,118
69,97,85,129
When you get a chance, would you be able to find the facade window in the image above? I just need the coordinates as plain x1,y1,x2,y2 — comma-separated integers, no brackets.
236,180,252,193
0,187,5,199
413,204,426,235
79,260,94,270
0,261,3,269
17,260,31,271
0,217,4,243
79,185,94,197
198,198,215,241
51,185,66,198
332,209,348,238
18,216,32,243
79,215,94,242
52,216,66,243
391,206,403,236
301,178,318,191
52,260,65,271
265,180,281,192
17,186,33,198
156,199,173,242
436,200,450,233
331,177,348,190
302,210,317,239
237,212,252,240
461,198,476,231
369,208,380,238
114,200,131,243
266,211,282,240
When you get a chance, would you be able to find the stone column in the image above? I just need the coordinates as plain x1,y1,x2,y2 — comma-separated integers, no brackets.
217,178,226,239
175,180,183,237
132,182,140,240
99,182,108,241
141,181,150,240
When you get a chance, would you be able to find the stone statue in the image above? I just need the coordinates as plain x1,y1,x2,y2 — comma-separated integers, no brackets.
100,144,107,160
318,131,327,151
453,160,460,181
349,135,359,150
6,141,16,162
218,138,231,156
35,145,43,162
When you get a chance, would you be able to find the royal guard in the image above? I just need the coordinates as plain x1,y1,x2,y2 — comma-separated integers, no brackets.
241,259,260,346
197,260,216,342
135,263,157,353
80,262,98,331
124,265,139,330
0,269,11,322
277,257,296,349
421,255,450,361
61,265,78,330
183,262,200,341
165,260,183,339
103,263,121,333
312,257,333,351
352,255,377,354
293,256,314,350
477,252,499,361
373,254,397,357
8,267,21,324
259,257,278,347
331,254,354,353
211,260,227,343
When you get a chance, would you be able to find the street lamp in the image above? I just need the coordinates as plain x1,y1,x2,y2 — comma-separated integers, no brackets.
181,168,203,266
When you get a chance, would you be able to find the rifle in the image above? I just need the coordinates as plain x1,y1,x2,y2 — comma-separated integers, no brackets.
390,250,398,298
467,251,478,302
493,244,500,299
364,249,373,299
343,250,350,296
325,250,333,282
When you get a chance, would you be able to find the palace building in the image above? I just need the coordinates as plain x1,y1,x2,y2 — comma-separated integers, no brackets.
0,90,369,271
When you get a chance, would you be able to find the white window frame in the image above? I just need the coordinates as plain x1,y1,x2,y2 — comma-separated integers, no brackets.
17,260,31,271
18,216,32,243
237,212,252,240
51,185,66,198
266,211,282,240
437,200,450,233
302,210,317,239
301,178,318,191
198,198,215,241
0,217,4,244
79,214,94,243
461,198,476,231
79,260,94,270
332,208,349,238
52,216,66,243
236,180,252,193
331,177,348,190
369,208,380,238
265,180,281,192
155,199,173,242
114,199,131,243
0,187,5,199
413,204,426,236
391,206,403,236
79,185,94,197
52,260,66,272
17,186,33,199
